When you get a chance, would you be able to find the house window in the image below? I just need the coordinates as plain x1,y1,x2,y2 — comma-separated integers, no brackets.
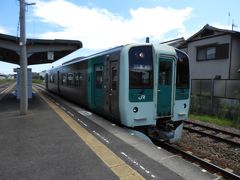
206,47,216,59
197,48,206,60
197,43,229,61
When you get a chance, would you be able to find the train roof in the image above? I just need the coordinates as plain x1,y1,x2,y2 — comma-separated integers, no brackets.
62,45,124,66
48,43,181,71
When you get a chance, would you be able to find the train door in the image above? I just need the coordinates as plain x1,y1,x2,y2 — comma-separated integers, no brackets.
45,73,48,89
157,58,174,117
93,64,104,111
57,71,60,94
108,61,119,117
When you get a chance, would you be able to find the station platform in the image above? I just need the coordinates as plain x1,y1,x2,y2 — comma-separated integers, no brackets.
0,85,220,180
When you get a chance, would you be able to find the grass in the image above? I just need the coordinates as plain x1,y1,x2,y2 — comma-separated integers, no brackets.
189,114,240,129
32,79,44,84
1,79,44,85
0,79,13,85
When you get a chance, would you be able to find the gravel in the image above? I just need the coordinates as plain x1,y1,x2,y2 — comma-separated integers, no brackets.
176,120,240,175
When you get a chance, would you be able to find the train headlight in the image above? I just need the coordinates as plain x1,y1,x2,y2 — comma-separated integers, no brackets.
134,52,145,59
139,52,145,58
133,107,138,113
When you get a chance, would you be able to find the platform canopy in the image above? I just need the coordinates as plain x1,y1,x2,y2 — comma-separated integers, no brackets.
0,33,82,65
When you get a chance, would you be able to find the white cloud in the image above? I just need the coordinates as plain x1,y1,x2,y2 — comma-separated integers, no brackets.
212,23,234,31
0,26,8,34
33,0,193,50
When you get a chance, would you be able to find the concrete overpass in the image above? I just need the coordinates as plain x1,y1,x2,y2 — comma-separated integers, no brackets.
0,33,82,114
0,33,82,65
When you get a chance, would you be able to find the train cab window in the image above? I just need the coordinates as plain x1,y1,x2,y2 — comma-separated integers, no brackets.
67,73,74,87
129,46,153,89
95,66,103,89
62,73,67,86
176,50,190,88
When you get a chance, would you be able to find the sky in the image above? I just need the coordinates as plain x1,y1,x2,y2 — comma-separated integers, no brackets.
0,0,239,74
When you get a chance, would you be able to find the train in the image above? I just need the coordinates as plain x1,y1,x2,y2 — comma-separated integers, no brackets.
45,43,190,142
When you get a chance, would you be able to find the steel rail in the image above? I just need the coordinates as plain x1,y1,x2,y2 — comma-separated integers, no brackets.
183,126,240,147
0,82,11,92
0,82,16,100
154,141,240,180
185,120,240,138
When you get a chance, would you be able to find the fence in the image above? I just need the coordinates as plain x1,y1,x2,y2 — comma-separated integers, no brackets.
191,79,240,99
190,79,240,122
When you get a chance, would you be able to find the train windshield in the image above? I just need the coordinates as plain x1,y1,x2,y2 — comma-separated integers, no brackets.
176,49,190,88
129,46,153,89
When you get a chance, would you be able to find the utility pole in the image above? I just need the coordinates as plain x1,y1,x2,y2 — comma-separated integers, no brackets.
19,0,28,115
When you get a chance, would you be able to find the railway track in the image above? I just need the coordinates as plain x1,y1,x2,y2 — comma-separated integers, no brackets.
0,81,16,100
184,120,240,147
154,141,240,180
0,82,11,93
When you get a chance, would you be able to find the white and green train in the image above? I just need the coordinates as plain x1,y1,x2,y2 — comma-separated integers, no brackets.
46,43,190,142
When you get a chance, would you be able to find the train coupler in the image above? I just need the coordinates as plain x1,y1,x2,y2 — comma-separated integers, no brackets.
148,127,174,141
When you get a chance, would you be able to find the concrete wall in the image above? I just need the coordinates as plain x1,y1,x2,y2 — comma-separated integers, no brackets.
187,34,231,79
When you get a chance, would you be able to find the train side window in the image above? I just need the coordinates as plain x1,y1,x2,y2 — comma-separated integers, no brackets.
75,72,83,88
79,72,83,87
75,73,79,87
62,73,67,86
67,73,74,87
95,66,103,89
111,67,117,90
50,74,55,83
49,75,52,83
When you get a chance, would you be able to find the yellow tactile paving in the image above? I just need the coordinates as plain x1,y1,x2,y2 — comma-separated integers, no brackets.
103,155,125,167
121,173,145,180
35,87,145,180
112,164,140,177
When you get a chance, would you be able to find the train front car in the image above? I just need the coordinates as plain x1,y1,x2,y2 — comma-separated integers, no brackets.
45,43,189,143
